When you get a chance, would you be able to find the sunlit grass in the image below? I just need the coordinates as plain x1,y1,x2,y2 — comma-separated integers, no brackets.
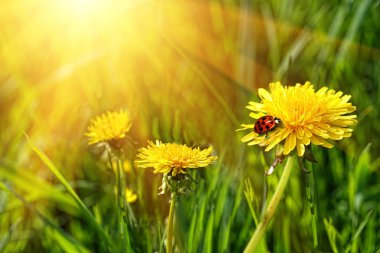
1,0,379,252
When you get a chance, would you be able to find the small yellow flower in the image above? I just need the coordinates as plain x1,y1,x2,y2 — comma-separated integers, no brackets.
111,160,132,173
85,110,132,148
240,82,357,156
125,188,137,203
136,141,218,176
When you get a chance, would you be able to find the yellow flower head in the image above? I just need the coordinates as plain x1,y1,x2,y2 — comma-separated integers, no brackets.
85,110,132,148
240,82,357,156
136,141,218,176
125,188,137,203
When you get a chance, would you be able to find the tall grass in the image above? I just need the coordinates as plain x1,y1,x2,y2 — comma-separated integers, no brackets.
1,0,379,252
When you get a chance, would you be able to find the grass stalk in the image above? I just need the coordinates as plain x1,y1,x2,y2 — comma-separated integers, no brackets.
243,156,295,253
167,197,176,253
108,154,132,252
117,158,132,251
25,134,114,252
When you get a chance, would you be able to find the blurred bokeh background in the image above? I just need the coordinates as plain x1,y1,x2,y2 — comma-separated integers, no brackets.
1,0,379,252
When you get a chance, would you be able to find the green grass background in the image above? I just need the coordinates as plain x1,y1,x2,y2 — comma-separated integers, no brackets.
1,0,379,252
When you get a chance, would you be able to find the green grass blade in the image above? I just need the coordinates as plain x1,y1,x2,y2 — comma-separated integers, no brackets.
194,196,207,252
162,37,240,126
47,227,92,253
275,32,311,79
305,173,318,248
324,218,341,253
244,179,259,226
203,209,214,253
0,165,78,215
24,133,114,251
345,210,373,252
187,206,197,253
337,0,373,61
3,182,91,253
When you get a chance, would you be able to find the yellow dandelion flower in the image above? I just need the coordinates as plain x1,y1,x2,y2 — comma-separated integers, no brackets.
125,188,137,203
240,81,357,157
85,110,132,148
136,141,218,176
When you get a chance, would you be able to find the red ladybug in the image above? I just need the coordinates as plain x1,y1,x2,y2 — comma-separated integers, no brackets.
254,115,281,134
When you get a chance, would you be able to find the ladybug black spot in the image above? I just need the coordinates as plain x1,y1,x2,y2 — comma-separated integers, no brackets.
259,126,263,132
265,125,270,129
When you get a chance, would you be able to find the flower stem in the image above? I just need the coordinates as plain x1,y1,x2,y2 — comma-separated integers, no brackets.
108,154,131,252
243,156,295,253
167,197,176,253
305,171,318,248
116,158,131,251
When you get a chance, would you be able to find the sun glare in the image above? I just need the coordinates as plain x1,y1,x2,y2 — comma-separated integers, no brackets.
51,0,117,17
